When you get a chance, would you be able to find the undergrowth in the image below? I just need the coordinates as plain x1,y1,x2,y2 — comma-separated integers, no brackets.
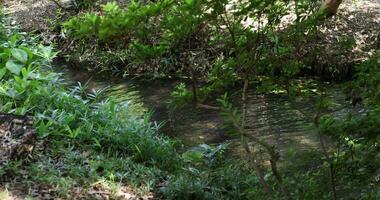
1,2,379,199
0,8,266,199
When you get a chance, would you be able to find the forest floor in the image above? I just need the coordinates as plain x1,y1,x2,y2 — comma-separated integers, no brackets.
1,1,379,199
3,0,380,66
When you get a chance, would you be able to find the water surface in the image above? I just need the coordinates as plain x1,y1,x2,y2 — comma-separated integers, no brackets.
52,62,366,159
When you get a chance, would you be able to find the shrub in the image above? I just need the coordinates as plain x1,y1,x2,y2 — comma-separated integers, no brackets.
0,8,178,170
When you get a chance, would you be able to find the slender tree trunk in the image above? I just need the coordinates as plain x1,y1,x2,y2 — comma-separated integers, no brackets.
189,66,198,104
241,78,273,197
320,0,344,17
315,110,338,200
241,78,249,129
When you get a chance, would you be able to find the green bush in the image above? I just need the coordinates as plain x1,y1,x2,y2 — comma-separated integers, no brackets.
0,7,179,169
162,144,263,200
0,10,266,198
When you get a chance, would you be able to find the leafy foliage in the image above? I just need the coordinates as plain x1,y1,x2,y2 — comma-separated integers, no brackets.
162,144,263,200
0,9,178,196
351,51,380,105
2,1,380,199
0,10,266,199
317,53,380,198
62,0,322,80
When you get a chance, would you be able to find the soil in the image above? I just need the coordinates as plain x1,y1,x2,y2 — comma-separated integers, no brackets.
3,0,379,64
315,0,380,71
0,113,36,163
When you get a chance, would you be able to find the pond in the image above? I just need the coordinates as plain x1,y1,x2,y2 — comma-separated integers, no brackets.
52,61,367,159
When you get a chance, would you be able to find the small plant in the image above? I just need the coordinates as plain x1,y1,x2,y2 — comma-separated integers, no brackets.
168,82,193,109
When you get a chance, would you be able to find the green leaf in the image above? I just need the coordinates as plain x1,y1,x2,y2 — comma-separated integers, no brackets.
185,0,194,6
182,150,204,163
0,68,6,79
102,2,119,13
11,48,28,63
6,60,24,75
37,45,58,61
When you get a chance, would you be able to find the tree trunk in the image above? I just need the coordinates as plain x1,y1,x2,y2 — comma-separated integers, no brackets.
320,0,344,17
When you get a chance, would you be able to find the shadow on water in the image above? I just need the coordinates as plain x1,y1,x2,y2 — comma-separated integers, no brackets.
52,61,367,158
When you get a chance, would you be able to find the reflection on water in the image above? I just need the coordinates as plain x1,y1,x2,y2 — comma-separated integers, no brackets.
52,63,366,157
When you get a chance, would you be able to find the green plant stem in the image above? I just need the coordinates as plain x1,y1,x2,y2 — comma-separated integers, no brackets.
241,77,289,198
314,99,338,200
240,78,274,196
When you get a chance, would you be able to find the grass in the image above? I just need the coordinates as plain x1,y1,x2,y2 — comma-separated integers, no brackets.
2,146,162,198
0,7,176,198
2,5,379,200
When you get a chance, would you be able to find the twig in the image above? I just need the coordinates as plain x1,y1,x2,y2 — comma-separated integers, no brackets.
236,77,289,199
50,0,67,10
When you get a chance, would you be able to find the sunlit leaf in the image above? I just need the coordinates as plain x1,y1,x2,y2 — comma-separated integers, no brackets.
11,48,28,63
0,67,6,79
5,59,24,75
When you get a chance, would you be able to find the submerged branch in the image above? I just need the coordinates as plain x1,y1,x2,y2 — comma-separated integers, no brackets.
196,103,221,110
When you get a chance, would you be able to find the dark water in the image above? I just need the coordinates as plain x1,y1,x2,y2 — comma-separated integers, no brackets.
52,63,367,157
